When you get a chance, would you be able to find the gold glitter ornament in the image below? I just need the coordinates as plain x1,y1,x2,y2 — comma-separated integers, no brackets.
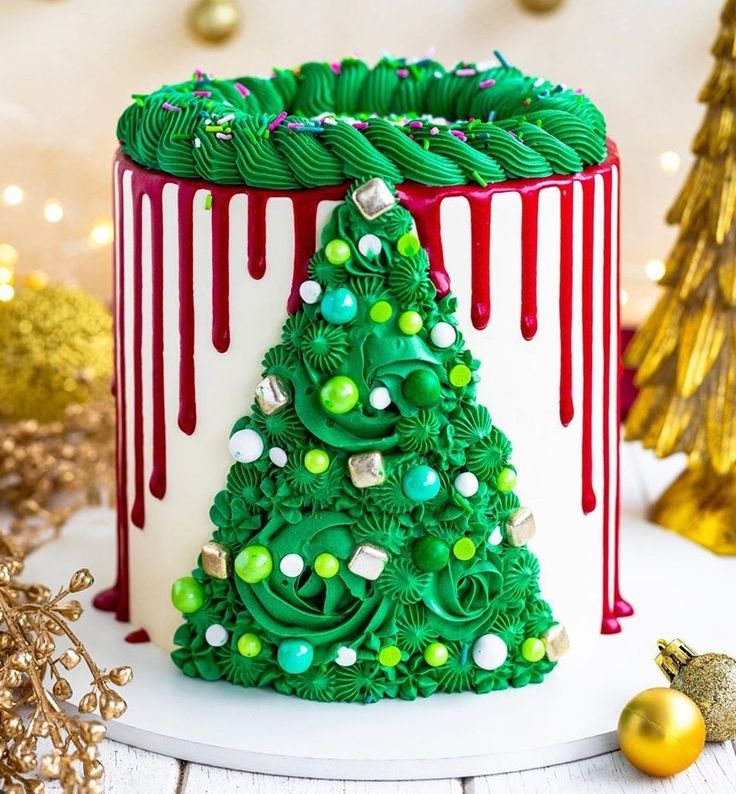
188,0,240,44
0,285,113,423
519,0,565,11
656,637,736,741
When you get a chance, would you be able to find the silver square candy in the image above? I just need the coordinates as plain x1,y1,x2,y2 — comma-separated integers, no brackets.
505,506,536,547
348,451,386,488
201,541,231,579
255,375,290,416
347,543,388,581
352,178,395,220
542,623,570,662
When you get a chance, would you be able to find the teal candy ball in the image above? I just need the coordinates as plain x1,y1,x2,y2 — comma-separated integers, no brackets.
321,287,358,325
412,535,450,572
403,369,442,407
320,376,359,415
402,465,441,502
234,545,273,584
171,576,204,614
277,639,314,674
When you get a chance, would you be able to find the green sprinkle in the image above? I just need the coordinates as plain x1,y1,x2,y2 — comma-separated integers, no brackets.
171,133,190,141
205,124,224,132
472,170,488,187
423,139,430,150
204,193,213,211
132,94,146,107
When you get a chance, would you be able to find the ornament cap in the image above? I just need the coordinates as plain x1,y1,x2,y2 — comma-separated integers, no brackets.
656,637,699,682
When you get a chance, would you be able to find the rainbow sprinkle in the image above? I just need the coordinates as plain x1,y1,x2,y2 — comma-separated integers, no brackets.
396,68,409,79
409,121,423,129
456,68,476,77
353,121,369,130
193,90,211,97
215,132,233,140
162,102,180,112
450,129,467,142
430,126,439,136
268,111,288,132
479,79,496,89
235,82,250,97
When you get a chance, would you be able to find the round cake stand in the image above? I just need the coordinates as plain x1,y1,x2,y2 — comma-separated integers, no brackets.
24,504,736,781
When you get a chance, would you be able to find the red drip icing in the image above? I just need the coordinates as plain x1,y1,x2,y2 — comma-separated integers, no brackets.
247,192,268,279
287,194,320,314
409,197,450,295
177,184,197,435
581,178,597,515
467,196,492,330
600,170,620,635
559,186,574,426
148,183,166,500
520,189,539,340
130,183,145,529
125,628,151,644
211,195,231,353
93,586,120,613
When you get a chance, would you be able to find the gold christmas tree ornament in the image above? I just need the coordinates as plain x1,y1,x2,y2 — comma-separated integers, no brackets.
625,0,736,553
188,0,240,44
518,0,565,12
0,285,113,424
656,638,736,741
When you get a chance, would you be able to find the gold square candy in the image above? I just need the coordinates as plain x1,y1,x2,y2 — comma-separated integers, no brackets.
505,506,536,547
543,623,570,662
201,542,231,579
348,451,386,488
351,178,395,220
255,375,290,416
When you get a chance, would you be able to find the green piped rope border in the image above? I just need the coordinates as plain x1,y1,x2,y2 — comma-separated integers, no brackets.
118,56,608,189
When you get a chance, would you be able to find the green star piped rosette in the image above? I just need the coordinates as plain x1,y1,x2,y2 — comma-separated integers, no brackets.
170,177,567,702
118,55,607,189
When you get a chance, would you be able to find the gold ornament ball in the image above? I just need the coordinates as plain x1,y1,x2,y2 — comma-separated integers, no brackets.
618,687,706,777
519,0,565,12
671,653,736,741
0,285,113,423
188,0,240,44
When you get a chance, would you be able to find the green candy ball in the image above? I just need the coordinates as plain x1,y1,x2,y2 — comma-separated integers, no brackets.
497,467,517,492
378,645,402,667
397,232,421,257
237,633,263,658
449,363,472,387
234,545,273,584
398,310,423,335
325,238,351,265
304,448,330,474
424,642,449,667
521,637,546,663
314,552,340,578
277,639,314,674
403,369,441,408
369,300,393,323
320,376,359,415
411,535,450,572
453,537,476,561
171,576,204,614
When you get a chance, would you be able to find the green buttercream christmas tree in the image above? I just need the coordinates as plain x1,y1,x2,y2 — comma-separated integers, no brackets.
170,178,567,702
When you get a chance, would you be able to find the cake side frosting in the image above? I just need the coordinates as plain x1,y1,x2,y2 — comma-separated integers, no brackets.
169,179,563,701
116,56,607,189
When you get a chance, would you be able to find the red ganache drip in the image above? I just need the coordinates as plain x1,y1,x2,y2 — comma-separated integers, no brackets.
106,146,625,634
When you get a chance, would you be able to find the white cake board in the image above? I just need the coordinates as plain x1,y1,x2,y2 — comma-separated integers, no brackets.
23,444,736,780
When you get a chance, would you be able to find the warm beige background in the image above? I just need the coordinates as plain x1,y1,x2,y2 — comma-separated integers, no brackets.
0,0,724,322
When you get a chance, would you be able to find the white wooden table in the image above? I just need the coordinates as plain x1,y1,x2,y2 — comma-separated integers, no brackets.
79,738,736,793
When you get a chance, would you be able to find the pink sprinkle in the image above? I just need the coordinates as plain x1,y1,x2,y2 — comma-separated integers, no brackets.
235,82,250,97
195,68,204,80
456,68,476,77
509,131,518,139
450,129,467,142
287,122,300,129
353,121,369,130
216,132,233,140
409,121,423,129
575,88,584,94
268,111,288,132
193,90,211,97
430,126,439,136
396,68,410,79
162,102,180,112
330,62,341,75
479,79,496,89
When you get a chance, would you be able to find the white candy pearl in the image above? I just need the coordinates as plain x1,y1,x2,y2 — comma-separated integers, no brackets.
369,386,392,410
358,234,382,257
205,624,229,647
279,553,304,577
269,447,288,468
487,527,503,546
472,634,508,670
454,471,479,498
335,646,357,667
299,280,322,304
430,321,457,348
228,428,264,463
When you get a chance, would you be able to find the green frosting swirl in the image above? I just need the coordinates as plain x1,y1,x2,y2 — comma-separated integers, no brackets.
118,57,608,188
172,180,559,702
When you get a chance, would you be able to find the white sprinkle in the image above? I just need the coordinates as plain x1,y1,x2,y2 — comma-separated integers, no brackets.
194,137,202,148
218,113,235,124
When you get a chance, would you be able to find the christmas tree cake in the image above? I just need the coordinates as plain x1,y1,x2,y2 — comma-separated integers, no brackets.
101,56,630,702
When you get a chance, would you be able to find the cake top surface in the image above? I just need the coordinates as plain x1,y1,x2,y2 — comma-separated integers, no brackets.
117,55,608,190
